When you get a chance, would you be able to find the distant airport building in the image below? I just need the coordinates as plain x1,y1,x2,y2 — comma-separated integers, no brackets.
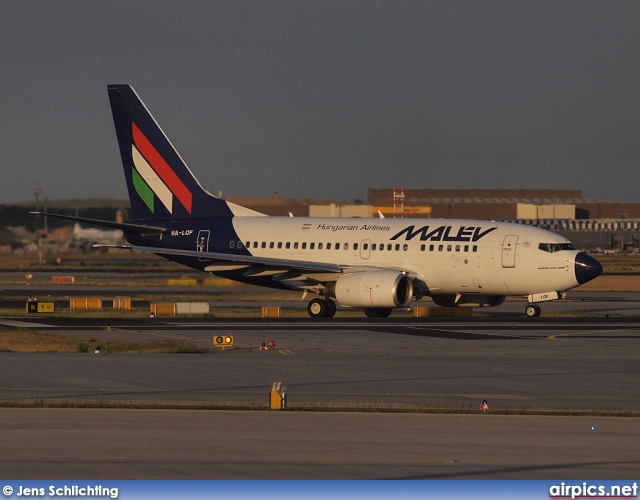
367,188,640,252
368,188,640,220
224,188,640,252
225,195,352,217
309,203,372,218
499,218,639,252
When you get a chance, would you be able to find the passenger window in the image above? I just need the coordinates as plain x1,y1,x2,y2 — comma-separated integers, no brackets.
464,245,469,252
253,242,258,249
447,245,452,252
294,242,299,249
261,242,266,249
420,244,425,251
439,245,444,252
310,243,315,249
277,242,282,249
372,243,376,250
269,242,274,249
395,244,400,251
343,243,347,250
318,243,323,250
229,241,235,249
302,242,307,249
472,245,478,252
354,243,359,250
363,243,368,250
455,245,460,252
403,244,408,251
327,243,331,250
429,245,434,252
286,242,291,249
238,241,243,249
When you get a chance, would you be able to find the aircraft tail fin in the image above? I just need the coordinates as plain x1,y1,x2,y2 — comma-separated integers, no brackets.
107,85,263,220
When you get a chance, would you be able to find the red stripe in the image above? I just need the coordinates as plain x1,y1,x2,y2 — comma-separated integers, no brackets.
132,123,192,213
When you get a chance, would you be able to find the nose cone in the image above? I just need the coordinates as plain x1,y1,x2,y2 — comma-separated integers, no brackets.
575,252,603,285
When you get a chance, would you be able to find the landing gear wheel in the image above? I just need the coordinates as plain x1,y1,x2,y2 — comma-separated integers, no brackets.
308,298,328,318
363,308,392,318
326,299,337,318
525,304,541,318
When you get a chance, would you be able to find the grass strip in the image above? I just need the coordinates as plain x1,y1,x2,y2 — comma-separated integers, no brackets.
0,327,202,353
0,397,637,416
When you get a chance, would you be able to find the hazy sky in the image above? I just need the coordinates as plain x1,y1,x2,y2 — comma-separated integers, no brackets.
2,1,640,205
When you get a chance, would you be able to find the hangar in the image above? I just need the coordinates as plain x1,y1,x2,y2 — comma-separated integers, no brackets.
225,188,640,252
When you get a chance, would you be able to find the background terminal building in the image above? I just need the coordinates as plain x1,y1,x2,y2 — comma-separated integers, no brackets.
225,188,640,252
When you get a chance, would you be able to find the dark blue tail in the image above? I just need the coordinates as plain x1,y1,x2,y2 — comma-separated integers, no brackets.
108,85,235,220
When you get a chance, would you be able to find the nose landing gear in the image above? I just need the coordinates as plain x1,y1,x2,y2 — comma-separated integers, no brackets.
525,304,542,317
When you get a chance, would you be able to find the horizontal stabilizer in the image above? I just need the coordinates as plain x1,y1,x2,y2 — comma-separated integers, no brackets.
93,244,133,250
30,212,166,235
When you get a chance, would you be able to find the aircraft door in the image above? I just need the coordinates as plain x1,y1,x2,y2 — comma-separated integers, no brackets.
360,239,371,259
197,230,210,260
501,234,518,268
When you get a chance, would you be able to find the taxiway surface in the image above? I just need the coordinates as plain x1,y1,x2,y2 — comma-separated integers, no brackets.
1,315,639,410
1,409,638,479
1,299,639,479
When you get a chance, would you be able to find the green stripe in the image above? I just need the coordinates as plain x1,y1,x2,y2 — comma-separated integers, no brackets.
132,168,154,213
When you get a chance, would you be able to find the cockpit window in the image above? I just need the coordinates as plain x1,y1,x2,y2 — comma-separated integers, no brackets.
538,242,575,253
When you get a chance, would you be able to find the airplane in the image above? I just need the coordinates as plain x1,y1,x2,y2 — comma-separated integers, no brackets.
72,222,122,249
34,84,603,318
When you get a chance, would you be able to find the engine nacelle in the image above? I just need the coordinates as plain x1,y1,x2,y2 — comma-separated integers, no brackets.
431,294,506,308
329,270,414,309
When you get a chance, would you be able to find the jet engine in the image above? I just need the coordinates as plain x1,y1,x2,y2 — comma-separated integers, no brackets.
327,270,414,309
431,294,506,308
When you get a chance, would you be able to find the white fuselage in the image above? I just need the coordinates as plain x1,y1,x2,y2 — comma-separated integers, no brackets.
222,217,585,296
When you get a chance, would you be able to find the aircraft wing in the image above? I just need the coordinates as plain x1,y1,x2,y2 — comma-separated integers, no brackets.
130,245,343,274
128,245,421,283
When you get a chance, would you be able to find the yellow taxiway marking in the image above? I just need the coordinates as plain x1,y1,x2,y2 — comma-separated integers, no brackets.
547,329,630,340
408,325,636,342
407,326,541,340
277,348,296,355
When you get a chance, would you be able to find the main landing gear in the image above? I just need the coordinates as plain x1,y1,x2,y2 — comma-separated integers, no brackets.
525,304,542,318
307,298,337,318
